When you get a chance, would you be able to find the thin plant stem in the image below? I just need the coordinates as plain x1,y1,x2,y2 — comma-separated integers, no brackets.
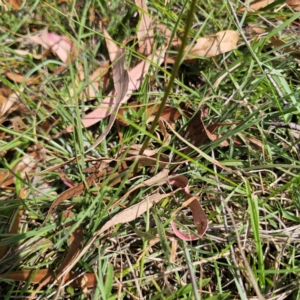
139,0,198,155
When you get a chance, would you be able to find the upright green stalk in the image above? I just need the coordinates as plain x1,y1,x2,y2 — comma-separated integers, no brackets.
139,0,198,155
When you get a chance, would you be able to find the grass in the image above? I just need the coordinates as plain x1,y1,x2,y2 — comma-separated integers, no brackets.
1,0,300,299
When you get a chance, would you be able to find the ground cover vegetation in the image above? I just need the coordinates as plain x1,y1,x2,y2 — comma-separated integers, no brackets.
1,0,300,299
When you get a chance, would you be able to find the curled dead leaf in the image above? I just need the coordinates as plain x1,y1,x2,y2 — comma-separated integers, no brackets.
27,28,79,63
84,29,129,153
168,175,208,240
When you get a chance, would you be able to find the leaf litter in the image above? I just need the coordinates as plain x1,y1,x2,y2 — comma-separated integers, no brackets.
2,0,291,298
0,0,242,292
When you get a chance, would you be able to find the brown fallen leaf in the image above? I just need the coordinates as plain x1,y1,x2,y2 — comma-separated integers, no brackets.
136,236,161,263
184,111,223,147
117,102,181,127
27,28,79,63
6,72,41,85
10,116,26,132
85,60,110,99
0,171,9,186
199,110,263,150
111,168,169,209
170,238,178,263
232,134,263,150
0,83,12,103
239,0,273,11
185,30,239,59
164,119,236,174
168,175,208,240
0,87,23,117
123,154,170,167
247,136,263,150
1,0,22,10
0,269,96,288
117,144,160,157
184,110,263,150
116,145,176,169
0,147,46,188
287,0,300,10
270,36,300,59
245,25,266,36
13,49,43,59
85,29,129,153
135,0,154,56
99,192,174,235
57,48,166,136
